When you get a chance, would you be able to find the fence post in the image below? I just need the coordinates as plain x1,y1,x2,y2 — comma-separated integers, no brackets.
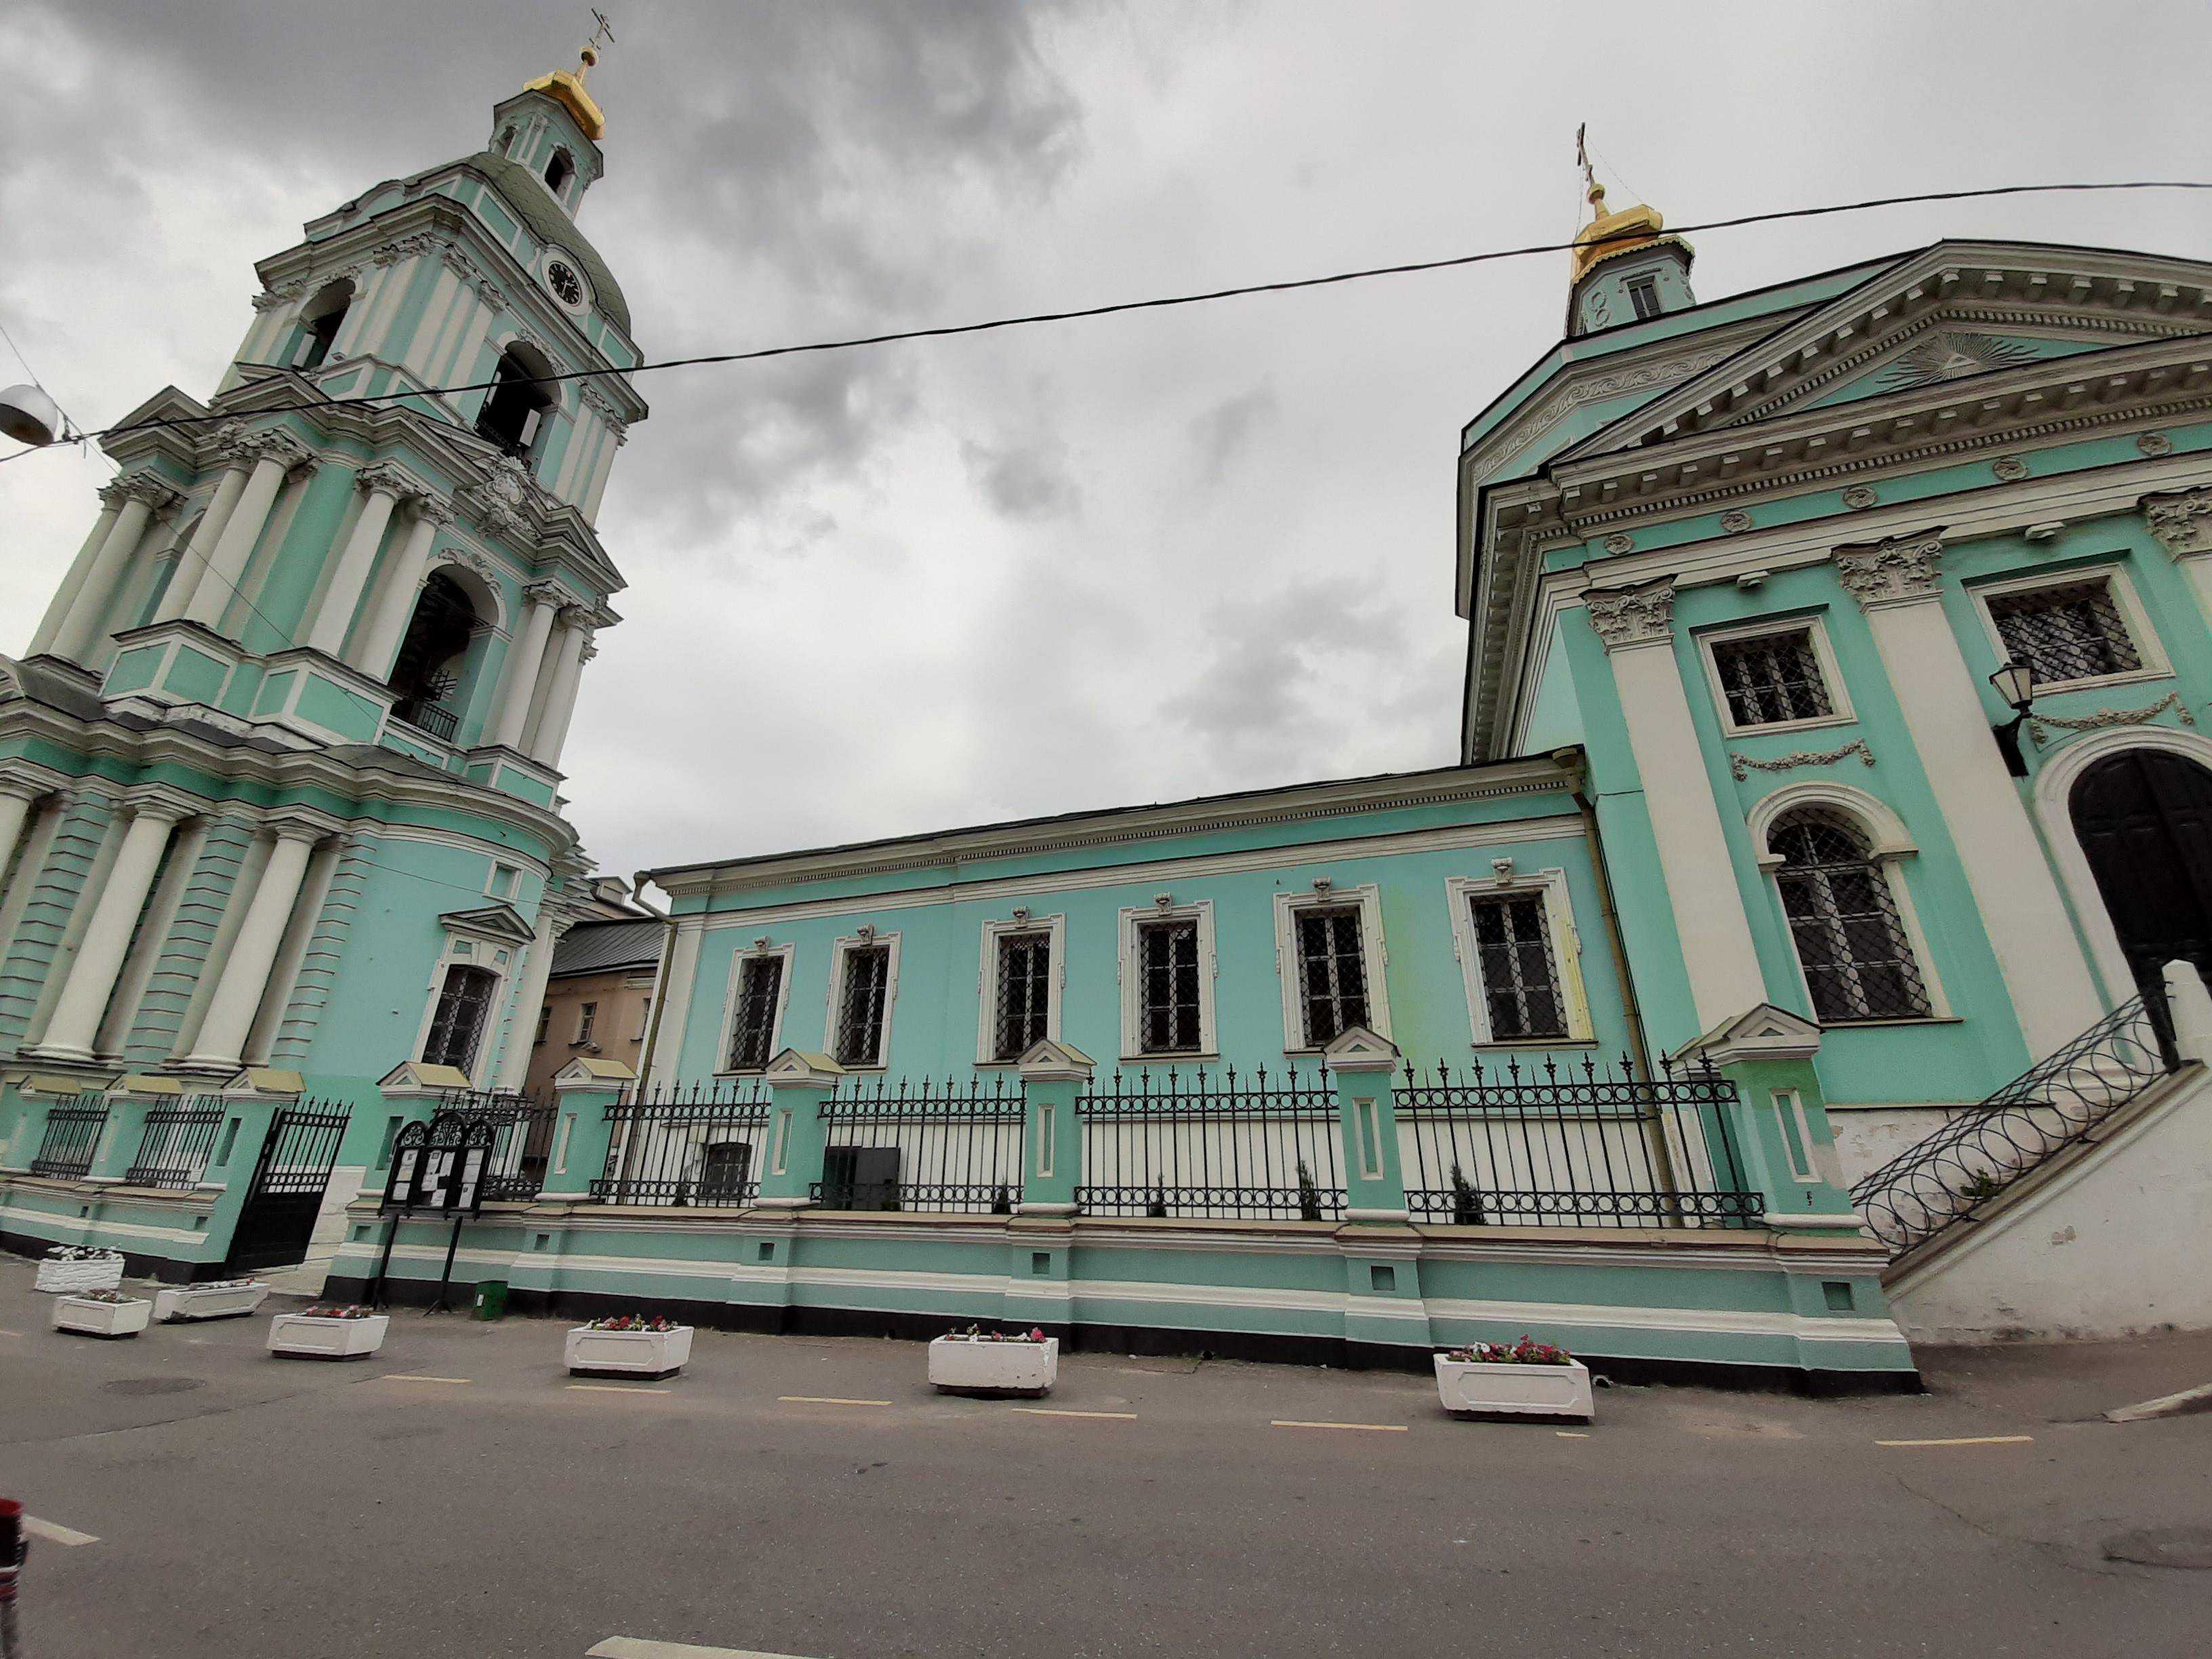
0,1077,73,1172
756,1049,845,1210
2163,960,2212,1065
541,1057,634,1200
1015,1040,1091,1215
1677,1006,1860,1231
371,1062,473,1195
1325,1027,1410,1221
92,1075,180,1183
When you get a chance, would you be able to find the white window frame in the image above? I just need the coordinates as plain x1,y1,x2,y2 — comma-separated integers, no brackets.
574,1001,597,1045
1118,900,1219,1061
1273,882,1392,1054
823,928,901,1072
1445,869,1595,1046
1970,563,2171,695
1697,614,1855,737
486,861,523,901
714,941,794,1076
975,912,1067,1066
409,935,513,1087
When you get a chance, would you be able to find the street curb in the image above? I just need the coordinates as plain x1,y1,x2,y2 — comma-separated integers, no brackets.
2104,1381,2212,1422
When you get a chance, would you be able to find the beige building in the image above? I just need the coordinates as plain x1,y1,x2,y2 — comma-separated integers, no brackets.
521,915,663,1098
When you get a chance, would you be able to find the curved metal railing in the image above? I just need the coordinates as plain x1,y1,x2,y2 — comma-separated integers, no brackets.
1849,993,2177,1256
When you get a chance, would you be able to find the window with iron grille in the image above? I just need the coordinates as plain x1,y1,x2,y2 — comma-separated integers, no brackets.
1626,274,1662,320
1770,811,1933,1022
727,955,784,1070
1137,918,1204,1054
1294,906,1370,1048
1986,579,2142,686
1466,893,1569,1040
991,931,1052,1061
422,964,498,1071
1709,628,1835,728
832,943,892,1067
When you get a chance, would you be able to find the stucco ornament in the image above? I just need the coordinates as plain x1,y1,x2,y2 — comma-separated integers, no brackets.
1992,456,2029,482
1729,739,1876,782
1719,510,1753,534
2028,691,2195,747
1834,537,1944,609
354,462,417,499
102,473,181,512
2142,488,2212,556
1841,485,1878,510
2137,432,2175,457
1584,579,1676,651
1601,532,1635,555
222,426,314,472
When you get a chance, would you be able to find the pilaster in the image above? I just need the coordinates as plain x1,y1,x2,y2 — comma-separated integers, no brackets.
1015,1039,1092,1215
756,1048,844,1209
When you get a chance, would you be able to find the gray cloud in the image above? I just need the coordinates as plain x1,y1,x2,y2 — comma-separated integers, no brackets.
1189,386,1279,483
961,437,1083,520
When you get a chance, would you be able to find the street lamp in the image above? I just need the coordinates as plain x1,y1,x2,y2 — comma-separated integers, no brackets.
1990,659,2036,777
0,383,66,447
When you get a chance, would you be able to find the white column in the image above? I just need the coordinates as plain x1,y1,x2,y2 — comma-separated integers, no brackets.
182,822,321,1071
0,783,40,878
496,914,568,1090
1586,579,1768,1033
490,586,562,752
528,622,592,766
182,432,309,632
50,479,173,663
155,463,251,622
1836,536,2104,1054
640,918,703,1090
28,497,122,657
29,801,187,1063
304,466,407,657
348,499,453,678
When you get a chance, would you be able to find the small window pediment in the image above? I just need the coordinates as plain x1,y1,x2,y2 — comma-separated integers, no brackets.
763,1048,845,1084
1322,1025,1400,1070
438,903,538,947
1675,1003,1823,1067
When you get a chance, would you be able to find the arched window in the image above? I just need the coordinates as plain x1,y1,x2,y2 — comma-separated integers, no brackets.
386,571,483,741
291,279,354,371
544,148,575,196
1769,808,1933,1023
497,125,518,157
474,344,556,461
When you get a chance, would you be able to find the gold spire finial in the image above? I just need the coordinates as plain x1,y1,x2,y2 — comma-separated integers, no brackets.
1568,124,1680,285
522,10,612,140
580,8,615,79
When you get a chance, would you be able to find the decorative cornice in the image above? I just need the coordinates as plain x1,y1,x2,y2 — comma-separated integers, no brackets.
411,495,458,529
2143,486,2212,557
1583,578,1676,651
354,461,417,499
222,426,314,471
100,473,180,512
1729,739,1876,781
2029,691,2196,745
1833,535,1944,611
371,232,440,268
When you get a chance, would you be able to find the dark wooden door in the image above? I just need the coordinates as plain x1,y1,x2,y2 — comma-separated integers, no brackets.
2068,749,2212,996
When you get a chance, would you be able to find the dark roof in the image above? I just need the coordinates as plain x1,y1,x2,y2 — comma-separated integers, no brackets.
551,917,663,978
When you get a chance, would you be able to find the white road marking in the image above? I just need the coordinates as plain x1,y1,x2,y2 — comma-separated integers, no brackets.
777,1395,890,1407
1555,1431,1591,1439
24,1516,98,1546
1013,1407,1138,1420
1271,1419,1407,1433
1876,1434,2034,1448
589,1640,820,1658
0,1328,21,1338
567,1384,671,1395
378,1374,472,1385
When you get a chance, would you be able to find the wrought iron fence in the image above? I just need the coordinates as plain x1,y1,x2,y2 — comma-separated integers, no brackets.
1850,992,2176,1256
123,1100,227,1190
1396,1052,1760,1229
592,1080,771,1207
1076,1065,1345,1221
30,1097,110,1179
813,1074,1026,1214
437,1090,558,1202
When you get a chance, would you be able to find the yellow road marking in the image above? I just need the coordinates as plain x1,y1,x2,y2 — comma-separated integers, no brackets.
567,1383,672,1395
24,1516,98,1546
1876,1434,2034,1447
378,1373,471,1385
1012,1407,1138,1420
1271,1419,1408,1433
0,1328,21,1338
777,1395,892,1407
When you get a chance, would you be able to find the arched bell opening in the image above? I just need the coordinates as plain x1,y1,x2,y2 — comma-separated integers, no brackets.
386,569,491,742
291,279,355,371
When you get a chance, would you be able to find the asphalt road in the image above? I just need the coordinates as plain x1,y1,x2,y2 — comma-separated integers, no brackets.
3,1262,2209,1658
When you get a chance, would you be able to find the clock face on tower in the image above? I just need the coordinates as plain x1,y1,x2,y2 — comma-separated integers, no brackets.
546,259,584,309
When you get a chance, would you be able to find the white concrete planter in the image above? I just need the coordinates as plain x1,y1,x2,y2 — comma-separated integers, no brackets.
928,1336,1059,1396
155,1282,270,1323
1433,1354,1594,1421
52,1295,152,1338
565,1325,693,1378
268,1313,388,1360
35,1256,125,1294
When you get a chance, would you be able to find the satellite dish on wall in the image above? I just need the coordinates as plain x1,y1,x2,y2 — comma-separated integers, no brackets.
0,384,65,447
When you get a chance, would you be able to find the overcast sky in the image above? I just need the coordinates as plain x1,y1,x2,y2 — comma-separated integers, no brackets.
6,1,2211,895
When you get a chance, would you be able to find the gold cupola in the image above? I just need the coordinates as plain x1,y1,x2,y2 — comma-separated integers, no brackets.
523,38,608,141
1565,148,1696,337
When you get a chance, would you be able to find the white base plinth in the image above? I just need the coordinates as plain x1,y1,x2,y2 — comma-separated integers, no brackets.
928,1336,1059,1395
268,1313,388,1359
155,1283,270,1322
565,1326,694,1378
52,1295,152,1338
35,1257,125,1294
1433,1355,1593,1421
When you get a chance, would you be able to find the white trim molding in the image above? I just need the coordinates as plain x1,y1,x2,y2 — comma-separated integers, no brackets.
408,933,519,1088
1695,611,1857,738
1118,897,1220,1063
1445,867,1595,1046
1968,560,2173,697
1272,881,1393,1053
975,911,1067,1066
822,928,901,1071
713,939,795,1076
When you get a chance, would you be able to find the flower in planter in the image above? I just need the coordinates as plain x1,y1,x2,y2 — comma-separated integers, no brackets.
196,1278,264,1293
72,1289,137,1305
945,1323,1049,1343
299,1304,375,1320
1440,1334,1574,1366
583,1314,679,1332
47,1246,123,1261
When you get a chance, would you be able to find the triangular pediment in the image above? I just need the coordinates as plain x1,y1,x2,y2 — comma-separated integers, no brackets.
762,1048,844,1085
222,1066,306,1099
1674,1003,1822,1067
1564,240,2212,459
1323,1025,1401,1068
1017,1038,1095,1078
553,1055,635,1085
438,903,539,946
379,1060,474,1093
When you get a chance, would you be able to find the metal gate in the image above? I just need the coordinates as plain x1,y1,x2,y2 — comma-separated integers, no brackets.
225,1102,352,1273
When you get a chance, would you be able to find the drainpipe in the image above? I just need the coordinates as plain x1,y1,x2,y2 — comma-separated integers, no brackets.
629,873,675,1093
1553,746,1658,1086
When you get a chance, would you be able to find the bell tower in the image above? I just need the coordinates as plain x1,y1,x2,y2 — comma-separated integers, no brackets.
1565,140,1696,338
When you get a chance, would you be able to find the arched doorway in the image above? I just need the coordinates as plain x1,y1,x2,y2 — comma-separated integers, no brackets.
2068,747,2212,997
387,571,483,741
